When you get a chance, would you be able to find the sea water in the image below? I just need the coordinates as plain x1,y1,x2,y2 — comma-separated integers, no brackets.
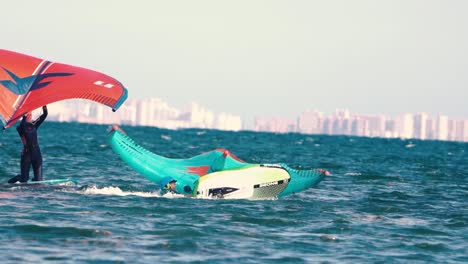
0,122,466,263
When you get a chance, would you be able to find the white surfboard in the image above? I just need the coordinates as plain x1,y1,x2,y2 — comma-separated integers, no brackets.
195,165,290,200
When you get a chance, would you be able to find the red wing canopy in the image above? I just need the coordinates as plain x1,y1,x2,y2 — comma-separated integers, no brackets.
0,49,128,129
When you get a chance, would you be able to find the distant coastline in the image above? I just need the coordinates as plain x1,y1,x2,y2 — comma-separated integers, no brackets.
43,99,468,143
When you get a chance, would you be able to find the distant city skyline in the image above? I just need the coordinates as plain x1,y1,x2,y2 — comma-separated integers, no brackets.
44,98,468,142
2,0,467,121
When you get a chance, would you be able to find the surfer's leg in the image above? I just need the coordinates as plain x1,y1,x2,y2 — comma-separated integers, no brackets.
19,151,31,183
31,150,43,182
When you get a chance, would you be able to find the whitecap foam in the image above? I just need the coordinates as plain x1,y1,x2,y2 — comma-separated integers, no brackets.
161,135,171,141
388,217,429,226
355,214,385,223
161,192,186,198
354,214,429,226
81,186,161,197
345,172,362,176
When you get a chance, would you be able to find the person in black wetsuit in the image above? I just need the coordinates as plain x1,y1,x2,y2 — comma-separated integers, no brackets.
8,105,48,183
158,176,193,196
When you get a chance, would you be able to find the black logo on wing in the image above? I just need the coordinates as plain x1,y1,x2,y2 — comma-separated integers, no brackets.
0,67,74,95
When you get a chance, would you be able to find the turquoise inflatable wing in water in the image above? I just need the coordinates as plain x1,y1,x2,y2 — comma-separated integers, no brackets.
108,126,329,199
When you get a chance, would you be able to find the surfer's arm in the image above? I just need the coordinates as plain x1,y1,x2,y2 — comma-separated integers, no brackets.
34,106,48,128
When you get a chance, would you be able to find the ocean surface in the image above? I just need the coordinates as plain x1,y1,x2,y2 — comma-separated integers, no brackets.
0,122,466,263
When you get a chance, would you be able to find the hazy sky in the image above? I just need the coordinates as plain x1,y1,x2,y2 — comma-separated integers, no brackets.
2,0,467,120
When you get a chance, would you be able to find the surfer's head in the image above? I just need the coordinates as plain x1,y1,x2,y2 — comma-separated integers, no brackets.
164,180,177,191
159,177,177,192
24,112,32,122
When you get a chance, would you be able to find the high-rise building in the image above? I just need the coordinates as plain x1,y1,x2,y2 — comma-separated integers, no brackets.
413,112,428,140
435,115,449,141
447,119,457,141
464,120,468,142
425,117,436,140
330,109,350,135
254,117,296,133
384,118,398,138
297,110,323,134
368,115,386,137
322,117,333,135
455,119,468,142
215,113,242,131
119,99,137,125
350,116,370,137
397,113,414,139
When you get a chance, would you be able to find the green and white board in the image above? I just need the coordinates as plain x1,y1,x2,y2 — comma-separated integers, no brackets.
195,165,290,199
